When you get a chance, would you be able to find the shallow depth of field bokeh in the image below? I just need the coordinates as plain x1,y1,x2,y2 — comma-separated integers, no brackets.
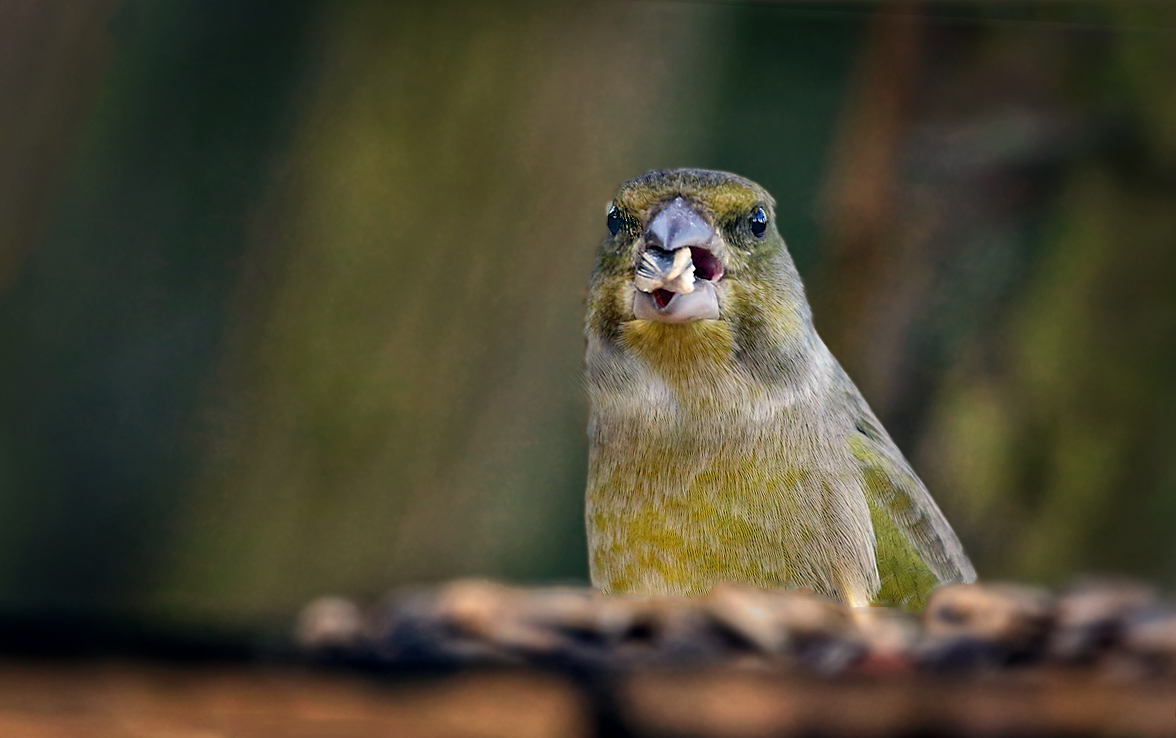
2,1,1175,629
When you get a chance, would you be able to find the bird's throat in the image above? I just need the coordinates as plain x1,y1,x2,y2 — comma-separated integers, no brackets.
619,319,737,392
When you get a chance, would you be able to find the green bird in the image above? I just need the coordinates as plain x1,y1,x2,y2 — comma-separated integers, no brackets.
584,169,975,609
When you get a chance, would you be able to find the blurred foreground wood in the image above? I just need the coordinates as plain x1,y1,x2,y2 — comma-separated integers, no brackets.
0,659,1173,738
0,661,586,738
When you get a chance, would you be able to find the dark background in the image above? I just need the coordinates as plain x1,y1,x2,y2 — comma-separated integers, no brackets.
2,1,1175,631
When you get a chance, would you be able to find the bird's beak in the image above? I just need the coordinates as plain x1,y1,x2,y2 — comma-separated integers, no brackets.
633,198,724,323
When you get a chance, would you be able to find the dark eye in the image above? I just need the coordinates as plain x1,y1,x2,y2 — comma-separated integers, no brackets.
749,206,768,238
607,204,622,236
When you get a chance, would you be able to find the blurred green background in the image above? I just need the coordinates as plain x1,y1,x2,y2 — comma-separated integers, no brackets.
2,1,1175,629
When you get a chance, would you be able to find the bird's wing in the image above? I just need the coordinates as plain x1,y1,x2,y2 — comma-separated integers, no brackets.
839,381,977,608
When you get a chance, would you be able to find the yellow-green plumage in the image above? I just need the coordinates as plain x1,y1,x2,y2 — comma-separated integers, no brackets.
585,169,974,609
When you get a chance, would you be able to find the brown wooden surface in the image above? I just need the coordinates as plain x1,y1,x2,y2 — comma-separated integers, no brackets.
0,659,1174,738
623,669,1176,738
0,661,589,738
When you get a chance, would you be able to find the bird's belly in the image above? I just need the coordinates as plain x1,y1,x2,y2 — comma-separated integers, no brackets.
587,438,826,596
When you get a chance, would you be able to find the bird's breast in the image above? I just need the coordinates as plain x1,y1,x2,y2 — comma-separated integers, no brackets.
586,388,848,596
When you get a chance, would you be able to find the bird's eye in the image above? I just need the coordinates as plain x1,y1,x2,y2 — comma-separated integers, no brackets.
607,204,622,236
749,207,768,238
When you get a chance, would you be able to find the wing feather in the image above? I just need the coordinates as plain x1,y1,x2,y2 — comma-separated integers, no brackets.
840,381,976,607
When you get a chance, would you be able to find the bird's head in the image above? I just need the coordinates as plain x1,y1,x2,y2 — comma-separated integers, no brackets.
587,169,811,379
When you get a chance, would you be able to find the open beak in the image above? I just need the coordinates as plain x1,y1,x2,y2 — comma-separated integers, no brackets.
632,197,724,323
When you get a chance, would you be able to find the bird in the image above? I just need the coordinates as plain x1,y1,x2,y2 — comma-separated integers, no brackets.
584,168,975,609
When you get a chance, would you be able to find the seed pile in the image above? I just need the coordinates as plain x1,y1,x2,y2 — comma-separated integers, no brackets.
296,580,1176,677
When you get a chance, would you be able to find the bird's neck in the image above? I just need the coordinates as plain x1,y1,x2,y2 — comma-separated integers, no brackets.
618,320,738,398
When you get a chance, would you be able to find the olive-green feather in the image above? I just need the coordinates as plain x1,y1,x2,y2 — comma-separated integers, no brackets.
847,392,975,609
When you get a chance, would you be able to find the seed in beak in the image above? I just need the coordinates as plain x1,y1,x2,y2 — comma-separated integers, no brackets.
635,246,695,295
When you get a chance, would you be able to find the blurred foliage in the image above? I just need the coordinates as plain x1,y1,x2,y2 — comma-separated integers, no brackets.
1,1,1175,626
